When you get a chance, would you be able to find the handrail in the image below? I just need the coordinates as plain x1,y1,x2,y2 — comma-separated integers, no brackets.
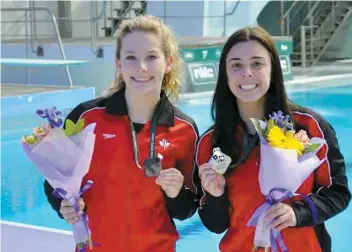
286,2,306,24
2,1,108,57
291,1,326,39
30,0,39,55
90,0,108,56
1,7,73,87
283,1,307,35
112,1,138,36
282,0,300,19
223,0,241,36
225,0,241,17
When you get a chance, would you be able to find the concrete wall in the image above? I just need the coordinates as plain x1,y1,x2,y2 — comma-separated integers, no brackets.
257,0,284,36
1,1,59,40
223,0,270,36
146,0,205,37
69,0,108,38
147,0,272,37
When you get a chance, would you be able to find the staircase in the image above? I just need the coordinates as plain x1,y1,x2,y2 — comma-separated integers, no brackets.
102,1,147,37
284,1,352,67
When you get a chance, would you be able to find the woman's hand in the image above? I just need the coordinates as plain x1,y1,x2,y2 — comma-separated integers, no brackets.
156,168,184,198
59,198,85,224
264,202,297,231
199,163,226,197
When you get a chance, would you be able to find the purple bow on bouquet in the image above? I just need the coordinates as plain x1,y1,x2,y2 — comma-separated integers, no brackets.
53,180,95,251
21,106,97,251
247,188,318,252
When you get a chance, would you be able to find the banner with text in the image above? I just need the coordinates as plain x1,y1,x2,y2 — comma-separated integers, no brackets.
181,38,293,92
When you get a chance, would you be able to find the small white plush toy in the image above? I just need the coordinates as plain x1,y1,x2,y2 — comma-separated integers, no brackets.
209,147,232,175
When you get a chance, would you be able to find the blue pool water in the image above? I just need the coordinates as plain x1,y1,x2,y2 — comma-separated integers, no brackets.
1,84,352,251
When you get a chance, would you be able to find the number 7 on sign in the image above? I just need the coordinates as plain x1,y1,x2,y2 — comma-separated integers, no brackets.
202,50,208,59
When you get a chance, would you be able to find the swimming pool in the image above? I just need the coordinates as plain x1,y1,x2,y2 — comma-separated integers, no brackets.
1,83,351,251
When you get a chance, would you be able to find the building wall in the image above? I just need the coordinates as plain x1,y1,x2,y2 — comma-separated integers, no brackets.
146,0,205,37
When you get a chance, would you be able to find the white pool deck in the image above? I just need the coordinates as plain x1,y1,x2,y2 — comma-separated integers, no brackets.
1,221,75,252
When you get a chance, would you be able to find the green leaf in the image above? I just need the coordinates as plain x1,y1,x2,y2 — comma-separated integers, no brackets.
267,118,274,130
282,119,287,132
250,118,264,136
64,119,75,137
305,143,321,153
64,119,85,137
263,118,273,136
75,119,85,134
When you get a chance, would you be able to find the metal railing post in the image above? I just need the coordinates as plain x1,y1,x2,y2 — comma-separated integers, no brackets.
25,12,30,86
300,26,306,68
223,0,227,36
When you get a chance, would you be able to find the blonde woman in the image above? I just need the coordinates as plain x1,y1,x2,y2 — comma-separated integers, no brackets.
44,15,199,252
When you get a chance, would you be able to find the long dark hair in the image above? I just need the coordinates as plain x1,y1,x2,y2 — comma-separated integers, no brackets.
211,26,292,167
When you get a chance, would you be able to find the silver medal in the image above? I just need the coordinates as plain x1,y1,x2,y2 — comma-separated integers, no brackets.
209,147,232,175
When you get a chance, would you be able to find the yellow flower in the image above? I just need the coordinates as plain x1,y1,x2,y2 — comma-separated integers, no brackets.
285,130,305,155
286,138,305,156
267,126,305,156
267,126,287,148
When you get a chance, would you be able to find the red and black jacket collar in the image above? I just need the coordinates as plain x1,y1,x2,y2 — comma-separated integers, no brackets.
105,87,175,127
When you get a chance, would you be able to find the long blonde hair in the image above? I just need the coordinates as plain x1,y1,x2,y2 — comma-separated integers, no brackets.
104,15,183,99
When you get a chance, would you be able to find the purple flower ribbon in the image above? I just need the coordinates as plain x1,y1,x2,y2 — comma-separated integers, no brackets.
52,180,97,252
247,187,318,252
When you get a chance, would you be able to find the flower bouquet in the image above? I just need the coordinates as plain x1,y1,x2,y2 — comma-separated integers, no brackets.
246,111,327,252
21,107,96,251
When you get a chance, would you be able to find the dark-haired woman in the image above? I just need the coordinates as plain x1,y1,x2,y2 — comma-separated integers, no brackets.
195,26,350,252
